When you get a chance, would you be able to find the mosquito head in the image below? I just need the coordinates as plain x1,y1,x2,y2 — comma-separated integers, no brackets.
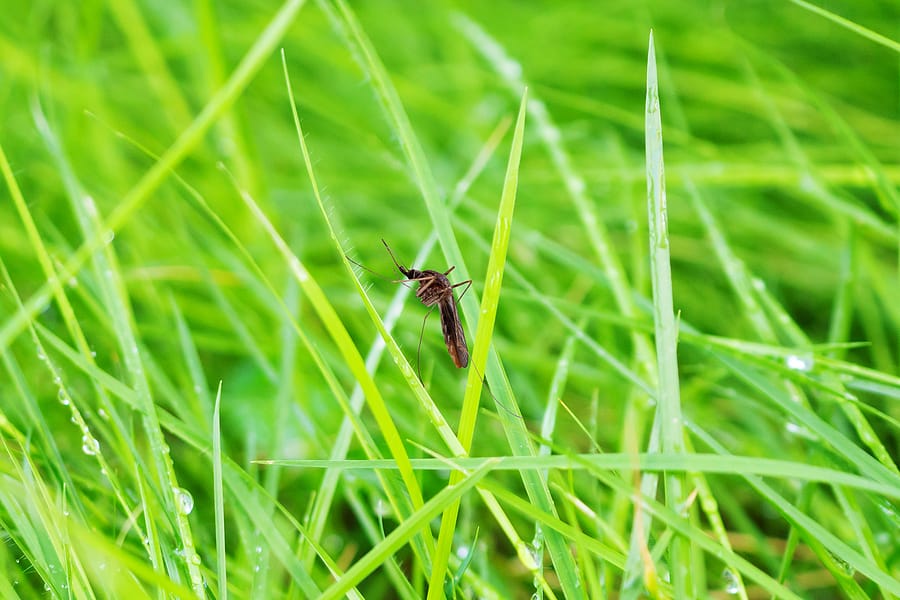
381,239,411,277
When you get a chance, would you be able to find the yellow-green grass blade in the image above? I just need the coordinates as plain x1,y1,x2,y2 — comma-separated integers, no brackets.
428,90,529,599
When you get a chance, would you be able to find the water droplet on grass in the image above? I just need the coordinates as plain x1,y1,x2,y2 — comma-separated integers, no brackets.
785,354,813,372
174,487,194,515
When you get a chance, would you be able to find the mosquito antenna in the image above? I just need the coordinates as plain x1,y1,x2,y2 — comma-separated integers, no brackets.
381,239,408,273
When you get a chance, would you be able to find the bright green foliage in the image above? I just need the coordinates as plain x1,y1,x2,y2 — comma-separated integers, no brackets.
0,1,898,598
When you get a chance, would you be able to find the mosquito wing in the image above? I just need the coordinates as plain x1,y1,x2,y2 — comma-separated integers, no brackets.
438,296,469,368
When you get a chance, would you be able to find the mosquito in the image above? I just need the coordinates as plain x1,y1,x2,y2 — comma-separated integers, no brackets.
347,240,472,374
380,239,472,372
348,241,522,419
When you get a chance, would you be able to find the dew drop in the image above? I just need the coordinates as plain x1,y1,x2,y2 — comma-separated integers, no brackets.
722,568,739,594
81,435,100,455
785,354,814,372
58,389,70,405
174,487,194,515
373,497,392,518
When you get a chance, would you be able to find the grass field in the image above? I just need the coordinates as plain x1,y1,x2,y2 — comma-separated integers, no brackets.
1,1,899,598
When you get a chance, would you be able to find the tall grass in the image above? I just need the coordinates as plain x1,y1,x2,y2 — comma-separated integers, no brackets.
1,1,898,598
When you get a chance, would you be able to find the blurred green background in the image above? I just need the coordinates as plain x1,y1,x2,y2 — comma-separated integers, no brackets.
1,0,899,598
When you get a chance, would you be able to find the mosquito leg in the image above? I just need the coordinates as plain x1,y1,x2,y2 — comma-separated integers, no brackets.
417,304,438,381
415,275,439,298
443,265,456,276
452,279,473,308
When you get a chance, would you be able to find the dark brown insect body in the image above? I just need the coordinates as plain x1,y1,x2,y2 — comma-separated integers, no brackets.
383,240,470,369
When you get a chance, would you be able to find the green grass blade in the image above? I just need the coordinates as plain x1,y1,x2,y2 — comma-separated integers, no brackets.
212,382,227,600
644,30,688,597
429,89,529,599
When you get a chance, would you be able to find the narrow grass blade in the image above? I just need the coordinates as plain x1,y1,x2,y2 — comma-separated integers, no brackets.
213,382,227,600
645,30,689,597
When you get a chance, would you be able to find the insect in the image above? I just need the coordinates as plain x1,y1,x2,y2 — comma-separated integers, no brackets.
381,240,472,370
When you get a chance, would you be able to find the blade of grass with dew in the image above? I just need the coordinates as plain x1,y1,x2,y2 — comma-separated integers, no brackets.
0,0,308,352
735,56,898,474
0,262,86,520
428,89,529,599
259,452,900,493
644,30,689,597
688,423,900,596
35,322,326,597
1,257,162,583
569,451,805,600
35,107,205,594
319,459,499,600
212,382,227,600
